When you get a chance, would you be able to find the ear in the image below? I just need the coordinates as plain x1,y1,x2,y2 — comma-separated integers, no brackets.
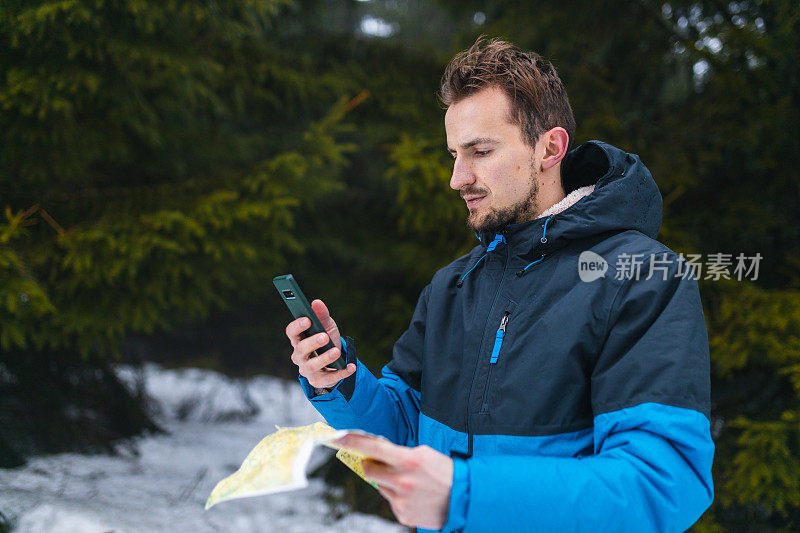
540,127,569,171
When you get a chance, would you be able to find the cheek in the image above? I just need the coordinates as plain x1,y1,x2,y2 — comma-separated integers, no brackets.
485,157,523,194
481,156,516,183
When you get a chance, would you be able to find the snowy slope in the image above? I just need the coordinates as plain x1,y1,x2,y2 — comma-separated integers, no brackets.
0,364,405,533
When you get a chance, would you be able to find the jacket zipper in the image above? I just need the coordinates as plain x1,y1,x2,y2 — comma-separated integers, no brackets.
464,233,509,458
480,312,510,413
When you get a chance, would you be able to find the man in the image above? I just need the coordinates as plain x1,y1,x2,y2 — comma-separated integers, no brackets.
286,37,714,532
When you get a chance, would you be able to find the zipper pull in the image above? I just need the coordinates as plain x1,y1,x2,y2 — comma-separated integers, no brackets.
487,233,505,252
489,313,509,364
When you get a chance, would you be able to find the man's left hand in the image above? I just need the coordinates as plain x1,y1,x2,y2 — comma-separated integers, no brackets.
333,433,453,529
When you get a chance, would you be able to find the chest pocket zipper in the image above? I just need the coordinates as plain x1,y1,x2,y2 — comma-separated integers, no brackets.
480,311,511,412
489,313,509,363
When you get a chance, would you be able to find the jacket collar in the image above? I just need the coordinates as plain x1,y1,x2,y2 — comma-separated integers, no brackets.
474,140,663,262
476,185,594,259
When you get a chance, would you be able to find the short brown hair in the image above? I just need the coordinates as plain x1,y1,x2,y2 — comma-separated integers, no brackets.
440,36,576,151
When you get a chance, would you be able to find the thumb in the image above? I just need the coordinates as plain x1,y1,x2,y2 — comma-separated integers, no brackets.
311,299,340,341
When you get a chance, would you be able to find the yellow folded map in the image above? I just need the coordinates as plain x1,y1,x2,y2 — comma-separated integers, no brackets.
205,421,381,509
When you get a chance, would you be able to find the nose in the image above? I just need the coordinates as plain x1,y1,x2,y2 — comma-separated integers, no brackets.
450,155,475,191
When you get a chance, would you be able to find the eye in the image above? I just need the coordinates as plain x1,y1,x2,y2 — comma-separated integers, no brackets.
475,150,491,157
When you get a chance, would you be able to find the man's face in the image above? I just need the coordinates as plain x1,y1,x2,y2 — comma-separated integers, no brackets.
445,86,544,235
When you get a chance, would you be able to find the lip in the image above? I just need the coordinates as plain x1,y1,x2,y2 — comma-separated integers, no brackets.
465,196,486,208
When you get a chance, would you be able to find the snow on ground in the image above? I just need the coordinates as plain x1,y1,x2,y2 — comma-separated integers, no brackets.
0,364,405,533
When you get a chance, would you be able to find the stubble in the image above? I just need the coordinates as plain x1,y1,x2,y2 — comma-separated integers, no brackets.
466,159,541,235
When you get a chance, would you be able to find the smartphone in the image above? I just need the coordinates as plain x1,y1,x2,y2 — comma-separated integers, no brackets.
273,274,347,371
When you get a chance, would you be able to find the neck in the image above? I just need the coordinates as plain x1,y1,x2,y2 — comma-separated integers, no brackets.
533,168,566,219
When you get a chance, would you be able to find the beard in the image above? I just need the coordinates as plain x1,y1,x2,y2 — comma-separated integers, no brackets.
465,164,541,235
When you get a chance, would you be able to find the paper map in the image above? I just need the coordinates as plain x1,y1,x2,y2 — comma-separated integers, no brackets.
205,421,380,509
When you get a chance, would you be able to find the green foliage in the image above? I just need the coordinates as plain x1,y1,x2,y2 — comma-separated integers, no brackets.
384,133,475,276
0,0,359,356
0,207,55,350
386,135,463,240
703,279,800,526
0,0,358,464
709,282,800,377
0,0,292,191
723,411,800,515
1,102,353,358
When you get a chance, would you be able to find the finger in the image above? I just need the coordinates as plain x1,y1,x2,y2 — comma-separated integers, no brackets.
361,459,403,491
320,362,356,374
377,484,397,501
295,331,333,360
379,487,402,523
285,316,312,346
292,330,329,367
308,363,356,389
305,346,342,373
311,299,339,336
333,433,406,465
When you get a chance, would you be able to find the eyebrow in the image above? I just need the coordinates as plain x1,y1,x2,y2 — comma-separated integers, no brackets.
447,137,500,153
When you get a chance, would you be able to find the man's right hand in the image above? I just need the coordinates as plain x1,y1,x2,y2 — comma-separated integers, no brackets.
286,299,356,390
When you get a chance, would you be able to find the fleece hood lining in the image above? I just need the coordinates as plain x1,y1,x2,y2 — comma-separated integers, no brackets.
538,185,596,219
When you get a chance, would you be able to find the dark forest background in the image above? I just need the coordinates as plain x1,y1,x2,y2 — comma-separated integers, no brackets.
1,0,798,530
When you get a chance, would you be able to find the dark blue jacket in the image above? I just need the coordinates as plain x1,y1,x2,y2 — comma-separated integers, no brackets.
299,140,714,532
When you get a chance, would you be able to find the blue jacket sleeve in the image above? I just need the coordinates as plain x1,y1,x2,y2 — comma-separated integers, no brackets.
298,284,431,448
442,254,715,533
445,403,714,532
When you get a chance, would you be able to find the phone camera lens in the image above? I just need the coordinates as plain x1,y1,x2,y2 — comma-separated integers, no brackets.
282,290,295,299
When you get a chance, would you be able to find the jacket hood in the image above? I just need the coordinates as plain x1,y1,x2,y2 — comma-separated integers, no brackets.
476,140,663,261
